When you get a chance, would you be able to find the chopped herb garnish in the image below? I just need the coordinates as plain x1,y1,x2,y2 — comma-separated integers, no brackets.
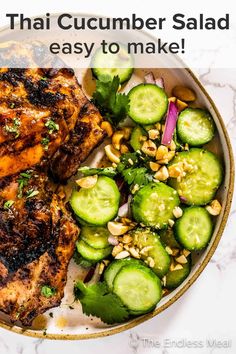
41,285,56,298
117,152,153,190
92,75,129,126
26,189,39,199
10,103,15,109
74,281,129,324
17,171,32,198
45,119,59,134
4,118,21,138
41,77,48,81
3,200,14,210
41,137,50,150
49,312,54,318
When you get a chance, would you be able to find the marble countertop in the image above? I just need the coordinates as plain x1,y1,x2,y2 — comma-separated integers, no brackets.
0,69,235,354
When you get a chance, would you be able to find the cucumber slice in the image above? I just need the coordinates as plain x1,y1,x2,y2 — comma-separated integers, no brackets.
132,182,180,229
76,240,112,261
131,228,170,277
113,264,162,315
130,126,147,151
128,84,168,124
104,258,141,290
175,206,213,250
168,148,223,205
159,228,181,249
165,257,191,289
92,47,133,84
80,225,110,249
177,108,215,146
70,176,120,225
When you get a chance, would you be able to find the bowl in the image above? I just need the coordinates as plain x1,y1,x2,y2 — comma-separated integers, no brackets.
0,14,234,340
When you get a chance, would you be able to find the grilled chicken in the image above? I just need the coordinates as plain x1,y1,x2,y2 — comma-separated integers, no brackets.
0,170,79,325
0,66,105,179
0,42,106,325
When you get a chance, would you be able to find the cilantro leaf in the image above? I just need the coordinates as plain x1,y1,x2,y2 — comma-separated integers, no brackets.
41,285,56,298
3,200,14,210
78,166,117,178
74,281,129,324
92,75,129,126
117,152,153,190
121,167,152,187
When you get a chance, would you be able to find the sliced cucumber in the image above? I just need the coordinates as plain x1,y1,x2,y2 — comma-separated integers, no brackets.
70,176,120,225
128,84,168,124
76,240,112,262
80,225,110,249
113,264,162,315
131,228,170,277
132,182,180,229
168,148,223,205
165,256,191,289
177,108,215,146
104,258,141,290
175,206,213,250
92,46,133,84
159,228,181,249
130,126,147,151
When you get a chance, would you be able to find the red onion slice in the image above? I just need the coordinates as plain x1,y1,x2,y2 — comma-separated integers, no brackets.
144,72,165,90
108,235,119,246
161,102,178,146
144,72,155,84
155,77,165,90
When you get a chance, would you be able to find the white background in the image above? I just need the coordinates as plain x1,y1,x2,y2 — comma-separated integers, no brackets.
0,1,236,353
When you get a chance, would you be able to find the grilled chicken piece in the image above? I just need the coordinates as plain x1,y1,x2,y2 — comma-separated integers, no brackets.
0,170,79,325
0,42,106,325
51,101,106,181
0,65,105,180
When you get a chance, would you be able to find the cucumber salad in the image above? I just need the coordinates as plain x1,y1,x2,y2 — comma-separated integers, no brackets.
71,52,224,325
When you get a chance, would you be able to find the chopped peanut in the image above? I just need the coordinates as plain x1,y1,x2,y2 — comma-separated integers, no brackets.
122,234,133,244
129,247,141,259
165,246,173,255
169,140,176,151
148,129,160,140
104,144,121,164
176,99,188,112
168,219,175,227
101,121,113,137
173,206,183,219
156,145,169,160
149,161,161,172
173,264,183,271
154,166,169,181
168,96,177,103
172,85,196,102
120,144,129,154
182,249,191,257
112,131,124,150
122,127,132,140
141,140,157,157
206,199,222,216
115,250,130,259
175,255,188,264
147,257,155,268
108,221,130,236
168,163,184,178
112,244,123,257
76,175,98,189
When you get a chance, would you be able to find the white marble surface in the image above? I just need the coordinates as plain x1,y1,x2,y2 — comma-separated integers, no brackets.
0,67,235,353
